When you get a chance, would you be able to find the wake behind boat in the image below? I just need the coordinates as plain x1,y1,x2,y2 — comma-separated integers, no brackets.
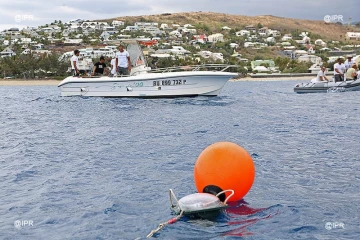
294,78,360,93
58,40,238,97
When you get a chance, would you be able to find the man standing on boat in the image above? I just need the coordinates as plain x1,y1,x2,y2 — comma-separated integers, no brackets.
71,49,80,76
344,55,355,71
333,58,345,82
115,44,131,76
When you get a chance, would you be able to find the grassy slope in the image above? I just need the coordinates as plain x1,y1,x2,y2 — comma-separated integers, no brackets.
103,11,359,41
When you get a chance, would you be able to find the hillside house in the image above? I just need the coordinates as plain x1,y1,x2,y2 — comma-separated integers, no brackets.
222,26,231,30
112,20,124,27
282,35,292,41
245,25,256,33
251,60,276,72
169,30,182,38
1,47,16,58
32,43,44,49
135,22,158,30
103,26,116,31
305,45,316,54
244,42,256,48
236,30,250,37
266,37,276,43
184,24,194,28
208,33,224,43
64,39,83,45
315,39,327,46
346,32,360,41
193,34,208,44
258,27,268,36
100,32,111,41
298,54,322,64
122,26,139,32
268,30,281,37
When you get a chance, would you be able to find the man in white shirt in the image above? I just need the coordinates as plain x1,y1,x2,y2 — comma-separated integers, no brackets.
311,66,328,83
344,55,354,71
115,45,131,75
333,58,345,82
71,49,80,76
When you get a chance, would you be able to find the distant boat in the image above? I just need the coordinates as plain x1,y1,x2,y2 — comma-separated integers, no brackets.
294,78,360,93
58,40,238,97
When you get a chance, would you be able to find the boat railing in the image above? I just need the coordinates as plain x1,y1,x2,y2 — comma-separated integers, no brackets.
147,64,240,73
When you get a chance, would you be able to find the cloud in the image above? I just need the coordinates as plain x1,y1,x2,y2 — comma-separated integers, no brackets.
0,0,357,31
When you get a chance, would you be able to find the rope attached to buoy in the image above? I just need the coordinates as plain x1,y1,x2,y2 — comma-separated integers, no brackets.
146,210,184,238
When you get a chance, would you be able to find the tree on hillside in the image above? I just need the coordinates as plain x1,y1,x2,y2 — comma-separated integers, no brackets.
257,23,263,29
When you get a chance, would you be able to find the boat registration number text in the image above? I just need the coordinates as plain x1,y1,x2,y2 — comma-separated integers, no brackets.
153,79,186,86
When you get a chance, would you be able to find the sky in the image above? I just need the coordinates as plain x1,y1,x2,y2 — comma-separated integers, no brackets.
0,0,358,31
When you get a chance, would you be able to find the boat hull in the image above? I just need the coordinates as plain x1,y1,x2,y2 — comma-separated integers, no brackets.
294,80,360,93
58,71,237,97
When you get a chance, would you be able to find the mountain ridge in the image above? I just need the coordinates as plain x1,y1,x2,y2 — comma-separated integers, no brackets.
98,11,360,41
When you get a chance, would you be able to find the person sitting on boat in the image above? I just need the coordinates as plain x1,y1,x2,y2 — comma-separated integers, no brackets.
333,58,346,82
91,56,109,76
115,44,131,76
344,55,355,71
311,66,328,83
345,64,358,81
357,65,360,80
71,49,80,77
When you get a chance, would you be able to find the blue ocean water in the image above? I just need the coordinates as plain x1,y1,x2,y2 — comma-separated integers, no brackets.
1,80,359,240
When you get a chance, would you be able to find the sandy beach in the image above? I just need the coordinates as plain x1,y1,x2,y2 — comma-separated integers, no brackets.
0,76,312,86
0,80,60,86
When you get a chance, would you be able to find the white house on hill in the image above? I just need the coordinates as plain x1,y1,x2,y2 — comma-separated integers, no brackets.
236,30,250,37
112,20,124,27
346,32,360,40
208,33,224,43
315,39,327,46
1,47,16,58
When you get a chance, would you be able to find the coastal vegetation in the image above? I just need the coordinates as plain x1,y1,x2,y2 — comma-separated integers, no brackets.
1,12,359,79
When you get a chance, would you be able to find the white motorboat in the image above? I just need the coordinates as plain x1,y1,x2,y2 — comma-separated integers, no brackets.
294,78,360,93
58,40,238,97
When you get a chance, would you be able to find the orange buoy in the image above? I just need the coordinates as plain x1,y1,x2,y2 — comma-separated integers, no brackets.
194,142,255,202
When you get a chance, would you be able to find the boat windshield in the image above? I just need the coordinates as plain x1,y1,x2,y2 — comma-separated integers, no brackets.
125,41,147,67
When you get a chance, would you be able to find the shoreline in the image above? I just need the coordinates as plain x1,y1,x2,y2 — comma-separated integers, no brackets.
0,76,312,86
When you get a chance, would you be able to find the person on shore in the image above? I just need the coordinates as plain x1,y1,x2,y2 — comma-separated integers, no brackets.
71,49,80,76
115,44,131,76
311,66,328,83
92,56,109,76
333,58,345,82
110,57,117,76
345,64,358,81
344,55,355,71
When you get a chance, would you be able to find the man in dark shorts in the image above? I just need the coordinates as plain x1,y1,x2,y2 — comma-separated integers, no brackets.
71,49,80,76
92,56,109,76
